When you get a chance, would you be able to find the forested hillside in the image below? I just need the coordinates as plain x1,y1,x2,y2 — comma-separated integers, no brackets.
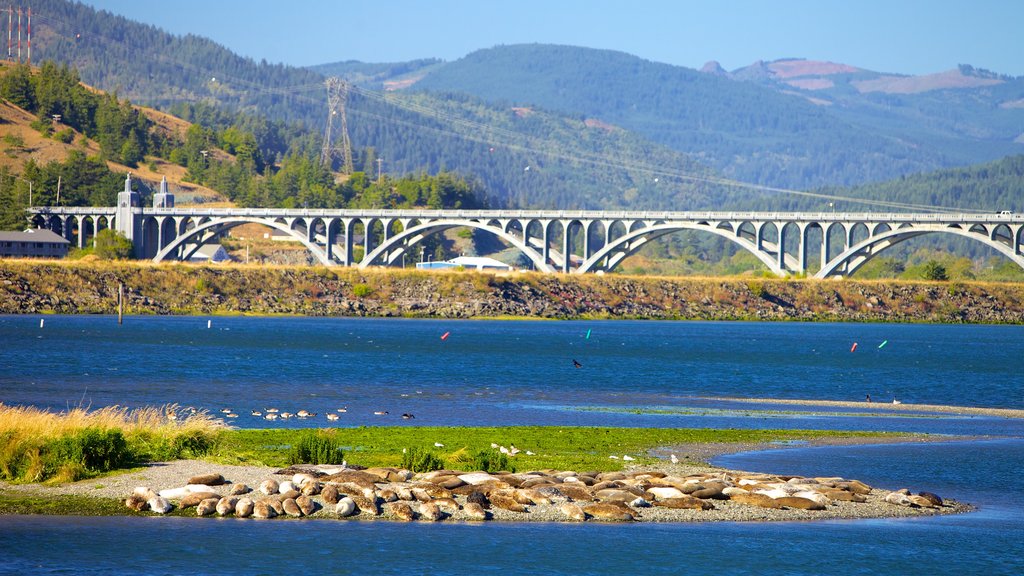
20,0,726,211
410,45,1024,191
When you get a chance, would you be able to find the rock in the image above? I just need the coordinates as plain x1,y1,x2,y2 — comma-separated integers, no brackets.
775,496,826,511
235,498,254,518
419,501,443,522
229,483,250,496
335,497,357,517
148,496,172,514
259,479,279,495
652,496,715,510
559,503,586,521
918,491,943,506
253,500,277,519
180,491,220,508
386,501,415,522
282,498,302,517
463,502,489,521
729,492,782,509
582,503,635,521
321,484,340,505
124,494,149,512
196,498,219,516
467,491,490,508
216,497,238,516
188,473,226,486
297,495,317,516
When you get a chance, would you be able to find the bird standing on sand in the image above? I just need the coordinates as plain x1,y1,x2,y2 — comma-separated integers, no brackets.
670,454,679,464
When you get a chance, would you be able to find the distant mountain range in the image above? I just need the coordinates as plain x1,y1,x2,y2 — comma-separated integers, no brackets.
15,0,1024,213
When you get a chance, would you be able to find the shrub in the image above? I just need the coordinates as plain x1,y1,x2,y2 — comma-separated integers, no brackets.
93,229,133,260
400,447,445,473
352,283,373,298
43,428,132,477
471,449,514,473
289,432,344,465
921,261,949,281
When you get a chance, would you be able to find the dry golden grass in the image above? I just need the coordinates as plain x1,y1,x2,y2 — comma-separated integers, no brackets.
0,402,225,439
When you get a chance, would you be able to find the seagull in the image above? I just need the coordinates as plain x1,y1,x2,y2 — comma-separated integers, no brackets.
491,443,499,449
893,398,902,405
608,455,619,459
622,455,635,461
525,450,535,456
499,446,509,454
670,454,679,465
434,442,445,448
509,445,521,456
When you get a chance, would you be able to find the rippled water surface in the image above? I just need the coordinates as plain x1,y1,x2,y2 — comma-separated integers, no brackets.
2,316,1023,575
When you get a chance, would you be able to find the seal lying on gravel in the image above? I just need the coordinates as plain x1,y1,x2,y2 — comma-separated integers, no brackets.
123,464,969,523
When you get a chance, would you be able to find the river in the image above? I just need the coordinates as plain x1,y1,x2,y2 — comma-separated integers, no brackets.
1,316,1022,575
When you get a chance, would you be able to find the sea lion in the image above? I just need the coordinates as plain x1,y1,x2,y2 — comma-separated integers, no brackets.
463,502,489,521
216,497,238,516
188,473,226,486
296,495,317,516
196,498,219,516
335,497,357,517
235,498,254,518
558,502,586,521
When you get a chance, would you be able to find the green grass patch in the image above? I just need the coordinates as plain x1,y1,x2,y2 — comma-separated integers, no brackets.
209,426,899,472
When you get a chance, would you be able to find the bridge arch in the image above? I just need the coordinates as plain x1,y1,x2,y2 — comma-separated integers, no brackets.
153,216,332,265
817,224,1024,278
359,218,553,272
577,221,785,275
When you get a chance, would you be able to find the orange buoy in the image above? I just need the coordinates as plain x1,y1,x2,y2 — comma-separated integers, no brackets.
850,342,858,352
441,331,450,341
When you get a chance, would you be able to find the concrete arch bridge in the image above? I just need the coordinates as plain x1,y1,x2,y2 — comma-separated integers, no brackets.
27,176,1024,278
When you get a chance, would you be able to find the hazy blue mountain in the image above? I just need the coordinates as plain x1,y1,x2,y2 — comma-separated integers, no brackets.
407,44,1024,189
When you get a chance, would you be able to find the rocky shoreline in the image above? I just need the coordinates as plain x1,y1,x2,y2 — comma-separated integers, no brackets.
1,260,1023,322
1,445,971,524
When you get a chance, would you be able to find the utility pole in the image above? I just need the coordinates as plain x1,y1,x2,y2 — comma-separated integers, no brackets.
320,77,353,174
376,157,383,184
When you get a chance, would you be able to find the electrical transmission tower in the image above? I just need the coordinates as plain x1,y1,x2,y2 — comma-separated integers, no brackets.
321,77,354,174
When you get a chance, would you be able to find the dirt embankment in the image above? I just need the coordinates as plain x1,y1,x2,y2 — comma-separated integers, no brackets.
1,260,1023,322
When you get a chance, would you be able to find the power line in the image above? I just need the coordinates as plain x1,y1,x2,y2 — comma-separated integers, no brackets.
24,11,988,214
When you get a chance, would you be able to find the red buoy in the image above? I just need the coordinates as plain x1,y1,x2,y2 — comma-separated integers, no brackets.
850,342,858,352
441,331,450,341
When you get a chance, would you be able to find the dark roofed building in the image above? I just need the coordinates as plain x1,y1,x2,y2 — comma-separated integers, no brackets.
0,229,71,259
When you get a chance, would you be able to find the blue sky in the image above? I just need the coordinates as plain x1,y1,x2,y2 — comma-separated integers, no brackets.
82,0,1023,76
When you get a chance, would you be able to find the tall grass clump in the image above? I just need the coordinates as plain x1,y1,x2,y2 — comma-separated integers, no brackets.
288,431,345,465
400,447,445,473
471,449,514,473
0,403,226,483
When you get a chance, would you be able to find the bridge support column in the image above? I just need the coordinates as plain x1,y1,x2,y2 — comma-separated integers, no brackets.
798,222,810,274
562,221,572,273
